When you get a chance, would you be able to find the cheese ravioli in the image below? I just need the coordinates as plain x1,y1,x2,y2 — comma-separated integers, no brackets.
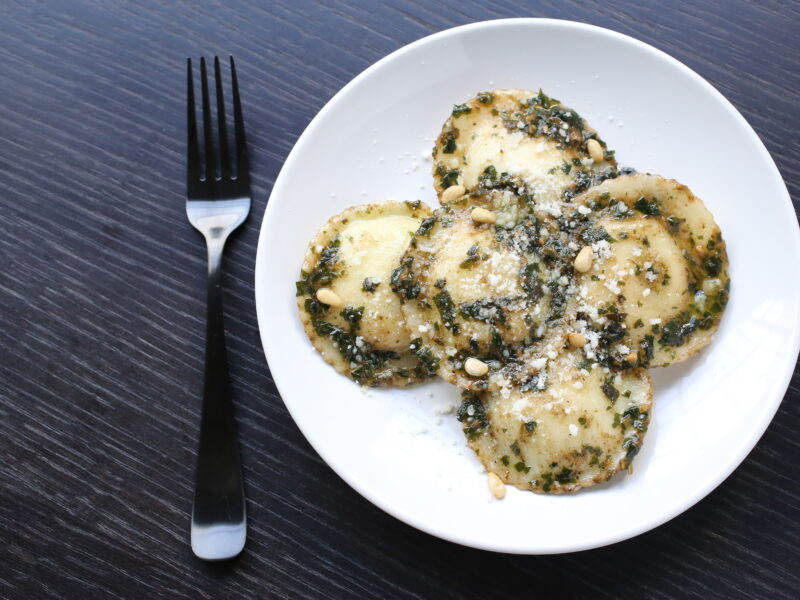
297,201,437,387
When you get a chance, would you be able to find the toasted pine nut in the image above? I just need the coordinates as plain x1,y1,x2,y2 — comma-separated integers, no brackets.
587,138,604,163
316,288,343,307
568,332,587,348
573,246,594,273
626,352,638,364
465,357,489,377
488,472,506,499
441,184,465,204
471,207,497,224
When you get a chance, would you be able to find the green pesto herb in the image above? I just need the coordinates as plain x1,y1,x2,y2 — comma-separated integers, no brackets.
642,334,655,363
435,163,460,188
442,134,457,154
415,216,436,238
554,467,575,485
561,160,572,175
633,196,660,216
621,406,647,431
476,92,495,104
459,244,483,269
456,391,488,440
542,236,573,262
602,378,620,402
666,215,685,233
409,337,440,377
524,420,537,433
362,277,380,293
340,306,364,334
547,280,567,321
504,89,589,149
659,315,698,347
633,318,644,328
404,199,421,210
433,290,459,333
481,164,498,183
602,320,626,343
500,455,510,466
705,255,723,276
452,104,472,117
622,435,642,460
580,227,612,244
459,298,508,326
390,255,421,300
489,327,504,352
314,320,397,385
296,237,342,295
521,263,544,301
514,461,531,474
305,294,327,315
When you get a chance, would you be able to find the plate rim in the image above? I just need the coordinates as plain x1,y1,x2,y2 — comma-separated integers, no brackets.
254,17,800,554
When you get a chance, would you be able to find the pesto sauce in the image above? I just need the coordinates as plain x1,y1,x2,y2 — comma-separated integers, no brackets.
633,196,660,216
456,391,489,440
500,89,589,150
442,135,457,154
459,297,509,326
295,236,342,296
435,163,460,188
452,104,471,117
459,244,484,269
390,256,421,301
602,378,620,402
409,337,440,377
659,313,699,347
362,277,380,293
433,289,459,333
313,319,398,385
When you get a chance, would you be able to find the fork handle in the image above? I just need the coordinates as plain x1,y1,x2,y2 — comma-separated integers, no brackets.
191,241,246,561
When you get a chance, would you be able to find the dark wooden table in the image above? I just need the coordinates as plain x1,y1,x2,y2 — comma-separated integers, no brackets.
2,1,798,598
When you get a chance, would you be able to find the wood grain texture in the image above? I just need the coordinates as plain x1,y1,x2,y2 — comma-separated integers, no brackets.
0,1,797,598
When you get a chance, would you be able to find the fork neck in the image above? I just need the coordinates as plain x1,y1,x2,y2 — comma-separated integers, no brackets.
206,238,225,278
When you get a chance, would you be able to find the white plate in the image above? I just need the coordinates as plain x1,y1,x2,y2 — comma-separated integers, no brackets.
255,19,800,553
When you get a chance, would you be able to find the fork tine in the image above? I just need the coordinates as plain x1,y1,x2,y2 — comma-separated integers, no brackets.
229,56,249,184
187,59,201,188
213,57,231,180
200,57,215,181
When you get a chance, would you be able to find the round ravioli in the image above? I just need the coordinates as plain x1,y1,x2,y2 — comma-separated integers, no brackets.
296,201,437,387
394,190,577,391
567,174,729,367
457,350,653,493
432,89,619,207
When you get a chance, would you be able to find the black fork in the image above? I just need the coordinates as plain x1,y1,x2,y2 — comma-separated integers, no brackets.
186,56,250,561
